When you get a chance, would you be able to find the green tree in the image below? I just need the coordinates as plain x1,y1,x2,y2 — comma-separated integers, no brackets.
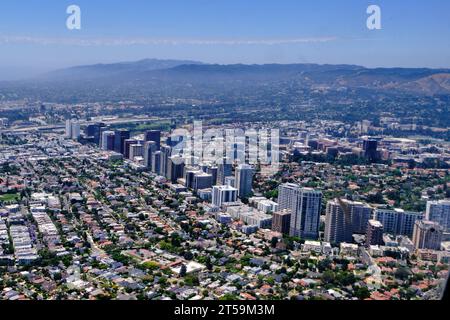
354,286,371,300
321,270,335,284
179,264,187,277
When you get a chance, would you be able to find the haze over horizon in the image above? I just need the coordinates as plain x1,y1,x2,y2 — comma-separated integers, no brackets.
1,0,450,80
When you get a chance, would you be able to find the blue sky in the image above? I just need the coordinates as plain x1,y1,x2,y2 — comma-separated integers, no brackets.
0,0,450,80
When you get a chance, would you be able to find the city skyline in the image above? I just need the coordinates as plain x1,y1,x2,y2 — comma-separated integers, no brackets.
0,0,449,305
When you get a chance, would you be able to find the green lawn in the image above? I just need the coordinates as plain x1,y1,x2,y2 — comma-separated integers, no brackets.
110,121,172,133
0,193,19,202
135,121,172,131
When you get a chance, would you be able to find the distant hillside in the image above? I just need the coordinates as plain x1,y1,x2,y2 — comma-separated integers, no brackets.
41,58,204,81
397,73,450,95
1,59,450,100
38,61,450,95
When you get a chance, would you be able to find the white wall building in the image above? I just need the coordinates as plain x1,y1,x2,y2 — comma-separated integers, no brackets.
212,185,238,207
278,183,322,239
426,199,450,233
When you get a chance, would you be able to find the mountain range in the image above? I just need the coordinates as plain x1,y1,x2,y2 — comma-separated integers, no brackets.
1,59,450,100
39,59,450,95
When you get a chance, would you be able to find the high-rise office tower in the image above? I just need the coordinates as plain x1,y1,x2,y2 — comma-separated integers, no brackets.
412,220,444,250
71,121,81,141
124,139,138,159
144,141,157,169
426,200,450,233
65,120,73,139
325,199,373,243
106,134,115,151
96,123,107,142
212,185,238,207
85,123,105,145
184,168,202,190
199,163,208,173
229,141,245,164
167,155,185,183
225,177,235,188
324,199,353,244
348,200,374,234
272,210,291,235
278,183,322,239
366,220,384,246
193,172,213,191
217,161,233,185
207,166,218,187
101,131,115,151
235,164,254,198
145,130,161,150
374,208,424,238
64,119,80,140
363,139,378,162
114,130,130,155
151,151,161,174
129,143,144,160
160,145,172,177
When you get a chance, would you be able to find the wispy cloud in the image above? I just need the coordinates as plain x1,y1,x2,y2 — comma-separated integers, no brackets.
0,35,338,46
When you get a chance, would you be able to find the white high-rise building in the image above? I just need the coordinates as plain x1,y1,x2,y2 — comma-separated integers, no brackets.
225,176,235,188
71,121,80,140
257,200,279,214
129,144,144,161
65,120,72,139
278,183,322,239
426,199,450,233
235,164,254,198
324,199,374,242
324,199,353,244
412,220,444,250
345,200,374,234
101,131,115,150
374,208,423,238
65,119,80,140
212,185,238,207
